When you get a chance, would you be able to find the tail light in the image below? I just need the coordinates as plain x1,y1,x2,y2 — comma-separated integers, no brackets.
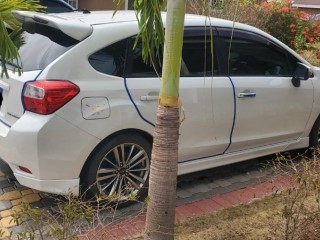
23,80,80,115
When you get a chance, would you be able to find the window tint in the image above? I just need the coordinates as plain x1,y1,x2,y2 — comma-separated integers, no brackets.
88,39,127,77
125,28,219,78
9,32,77,72
223,33,295,76
182,34,219,76
39,0,74,13
126,39,162,77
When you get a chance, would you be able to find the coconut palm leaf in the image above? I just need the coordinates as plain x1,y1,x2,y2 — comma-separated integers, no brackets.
0,0,44,77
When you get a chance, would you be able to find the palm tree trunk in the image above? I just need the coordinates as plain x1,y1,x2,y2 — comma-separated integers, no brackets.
145,106,180,239
145,0,185,239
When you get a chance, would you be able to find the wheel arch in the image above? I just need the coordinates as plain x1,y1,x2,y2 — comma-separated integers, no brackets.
309,114,320,148
79,128,153,181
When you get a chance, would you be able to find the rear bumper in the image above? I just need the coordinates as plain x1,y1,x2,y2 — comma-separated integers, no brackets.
0,112,100,196
14,173,79,195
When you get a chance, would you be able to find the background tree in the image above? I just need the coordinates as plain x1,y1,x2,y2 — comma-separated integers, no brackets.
0,0,43,77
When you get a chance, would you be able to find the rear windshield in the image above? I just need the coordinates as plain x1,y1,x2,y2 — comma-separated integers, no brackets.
7,31,78,71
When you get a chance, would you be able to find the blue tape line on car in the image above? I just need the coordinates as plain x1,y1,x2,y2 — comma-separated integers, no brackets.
21,70,43,113
224,76,236,154
124,78,155,127
0,119,11,128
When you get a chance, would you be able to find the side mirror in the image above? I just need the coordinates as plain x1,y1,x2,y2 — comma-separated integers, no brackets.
292,63,311,87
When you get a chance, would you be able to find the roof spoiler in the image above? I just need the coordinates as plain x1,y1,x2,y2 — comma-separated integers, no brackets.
12,11,93,41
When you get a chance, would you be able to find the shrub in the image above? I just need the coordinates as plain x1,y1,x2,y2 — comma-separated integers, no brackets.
261,0,320,51
299,42,320,66
188,0,320,53
272,152,320,240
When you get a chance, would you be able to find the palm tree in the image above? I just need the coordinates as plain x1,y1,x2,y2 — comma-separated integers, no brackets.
0,0,43,77
127,1,214,238
125,0,186,239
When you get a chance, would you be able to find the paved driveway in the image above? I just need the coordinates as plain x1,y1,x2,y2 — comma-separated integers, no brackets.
0,155,278,238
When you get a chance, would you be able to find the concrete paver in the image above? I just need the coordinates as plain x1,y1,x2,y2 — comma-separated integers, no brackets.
0,228,10,238
22,193,41,204
0,182,12,190
0,191,21,201
0,201,12,212
0,216,17,228
11,199,22,207
176,189,192,199
0,210,12,218
21,189,33,196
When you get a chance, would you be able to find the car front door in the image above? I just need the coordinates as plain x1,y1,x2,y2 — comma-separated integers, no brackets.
218,29,314,153
125,28,234,161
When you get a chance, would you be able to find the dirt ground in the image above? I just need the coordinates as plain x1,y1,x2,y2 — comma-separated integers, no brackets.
133,192,319,240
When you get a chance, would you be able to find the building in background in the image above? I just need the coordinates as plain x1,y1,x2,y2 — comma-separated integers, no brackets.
63,0,134,10
292,0,320,15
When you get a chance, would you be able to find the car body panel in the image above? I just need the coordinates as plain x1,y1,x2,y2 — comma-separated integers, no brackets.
0,70,42,126
126,75,235,161
227,76,314,153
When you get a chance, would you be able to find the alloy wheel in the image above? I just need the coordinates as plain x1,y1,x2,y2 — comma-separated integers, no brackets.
96,143,150,200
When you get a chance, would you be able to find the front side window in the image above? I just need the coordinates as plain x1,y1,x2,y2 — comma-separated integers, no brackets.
221,29,297,76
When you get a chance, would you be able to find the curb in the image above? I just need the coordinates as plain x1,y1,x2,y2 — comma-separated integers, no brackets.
78,174,297,240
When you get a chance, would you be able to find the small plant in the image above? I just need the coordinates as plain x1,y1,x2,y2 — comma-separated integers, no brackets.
10,194,96,240
4,190,146,239
272,151,320,240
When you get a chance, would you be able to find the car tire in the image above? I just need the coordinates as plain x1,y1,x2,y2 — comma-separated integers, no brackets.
82,134,151,204
309,117,320,150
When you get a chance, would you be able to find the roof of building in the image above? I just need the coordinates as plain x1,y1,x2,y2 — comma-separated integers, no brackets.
292,0,320,9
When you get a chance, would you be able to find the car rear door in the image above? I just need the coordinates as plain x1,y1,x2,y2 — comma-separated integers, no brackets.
125,27,234,161
218,28,314,153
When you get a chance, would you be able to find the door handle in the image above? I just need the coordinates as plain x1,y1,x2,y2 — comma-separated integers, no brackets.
140,92,159,101
237,92,256,98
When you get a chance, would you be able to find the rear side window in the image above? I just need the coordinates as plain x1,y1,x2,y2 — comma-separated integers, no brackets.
182,32,219,76
10,31,78,72
124,27,220,78
88,39,127,77
125,38,163,77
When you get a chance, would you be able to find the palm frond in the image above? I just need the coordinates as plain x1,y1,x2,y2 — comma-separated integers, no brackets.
133,0,164,66
114,0,164,66
0,0,44,77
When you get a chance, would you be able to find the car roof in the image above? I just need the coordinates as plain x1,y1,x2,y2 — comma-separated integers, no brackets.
13,10,264,41
43,10,237,28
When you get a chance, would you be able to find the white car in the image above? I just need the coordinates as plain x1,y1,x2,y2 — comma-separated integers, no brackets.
0,10,319,201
